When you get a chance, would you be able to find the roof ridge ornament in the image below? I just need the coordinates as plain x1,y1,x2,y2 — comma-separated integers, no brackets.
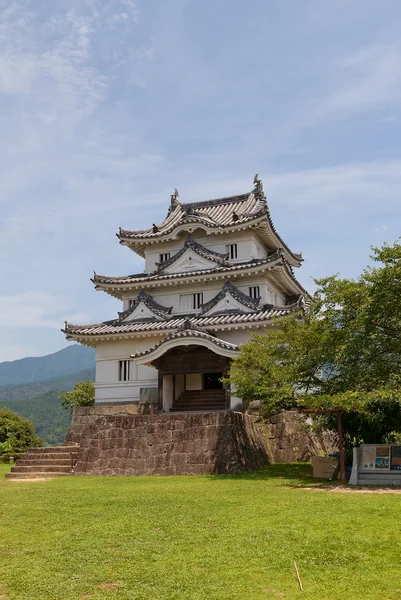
253,173,263,195
169,188,180,211
179,319,210,335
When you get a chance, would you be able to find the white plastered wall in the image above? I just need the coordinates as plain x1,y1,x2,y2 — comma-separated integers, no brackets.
121,274,286,315
95,337,162,404
144,230,269,273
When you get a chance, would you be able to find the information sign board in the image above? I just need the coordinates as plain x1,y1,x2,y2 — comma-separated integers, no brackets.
361,445,390,471
390,446,401,471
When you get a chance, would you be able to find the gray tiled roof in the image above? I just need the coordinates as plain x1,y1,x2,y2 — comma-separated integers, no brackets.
93,250,289,287
116,181,303,266
118,192,263,240
155,235,230,271
131,322,240,359
63,302,300,340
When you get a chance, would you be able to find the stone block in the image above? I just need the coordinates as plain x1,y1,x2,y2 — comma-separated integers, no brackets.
72,412,270,476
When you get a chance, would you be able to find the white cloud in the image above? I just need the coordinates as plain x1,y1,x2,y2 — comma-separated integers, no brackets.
326,44,401,114
265,161,401,209
0,292,88,330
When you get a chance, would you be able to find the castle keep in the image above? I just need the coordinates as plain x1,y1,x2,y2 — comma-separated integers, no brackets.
63,175,306,413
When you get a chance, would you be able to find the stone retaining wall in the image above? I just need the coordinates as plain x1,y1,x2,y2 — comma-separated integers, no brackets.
65,405,335,466
73,411,268,476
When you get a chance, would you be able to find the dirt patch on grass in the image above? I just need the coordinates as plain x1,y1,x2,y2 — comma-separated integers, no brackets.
0,583,8,599
302,485,401,494
7,478,53,483
98,582,121,591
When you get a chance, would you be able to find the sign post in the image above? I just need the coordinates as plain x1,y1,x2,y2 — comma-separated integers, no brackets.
337,411,345,483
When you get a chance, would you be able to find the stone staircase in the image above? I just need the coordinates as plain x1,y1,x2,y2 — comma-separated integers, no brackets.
171,389,227,412
5,445,79,479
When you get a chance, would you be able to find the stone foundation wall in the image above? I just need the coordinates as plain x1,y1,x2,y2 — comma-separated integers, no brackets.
73,412,268,476
262,411,336,462
65,406,336,469
64,404,140,446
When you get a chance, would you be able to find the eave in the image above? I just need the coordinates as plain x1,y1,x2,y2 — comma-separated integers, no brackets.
62,301,302,347
132,325,240,366
118,212,302,268
92,252,307,300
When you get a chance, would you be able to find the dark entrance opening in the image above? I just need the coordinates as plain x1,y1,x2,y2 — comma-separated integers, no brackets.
203,372,223,390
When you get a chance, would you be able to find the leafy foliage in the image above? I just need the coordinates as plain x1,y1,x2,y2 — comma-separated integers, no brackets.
228,240,401,450
0,408,43,457
0,368,95,446
60,380,95,413
1,390,72,446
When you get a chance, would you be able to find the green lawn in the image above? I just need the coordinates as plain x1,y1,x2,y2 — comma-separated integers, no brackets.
0,463,400,600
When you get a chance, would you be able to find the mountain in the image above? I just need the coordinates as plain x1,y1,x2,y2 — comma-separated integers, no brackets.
0,368,95,403
2,390,72,446
0,345,95,386
0,344,96,445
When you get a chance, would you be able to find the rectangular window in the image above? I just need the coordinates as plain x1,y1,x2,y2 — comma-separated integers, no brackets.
119,360,130,381
193,292,203,309
159,253,170,263
249,286,260,300
226,244,238,259
180,293,204,311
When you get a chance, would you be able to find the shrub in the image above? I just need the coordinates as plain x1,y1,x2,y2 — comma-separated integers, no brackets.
0,408,44,456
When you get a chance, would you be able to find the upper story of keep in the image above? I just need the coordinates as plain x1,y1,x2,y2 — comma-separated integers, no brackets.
91,175,306,316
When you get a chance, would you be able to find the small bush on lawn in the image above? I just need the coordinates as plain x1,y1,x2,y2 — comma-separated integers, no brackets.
0,408,43,458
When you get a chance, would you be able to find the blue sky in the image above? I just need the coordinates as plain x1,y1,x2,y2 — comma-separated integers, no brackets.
1,0,401,361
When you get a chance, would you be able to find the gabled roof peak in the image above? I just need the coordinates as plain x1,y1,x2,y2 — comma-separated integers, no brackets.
155,234,229,272
118,289,173,322
200,279,260,315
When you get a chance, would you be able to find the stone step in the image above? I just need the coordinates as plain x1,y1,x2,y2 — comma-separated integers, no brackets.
174,397,226,401
358,478,401,486
173,402,226,408
173,399,226,404
5,472,73,479
10,465,73,474
19,453,77,461
171,406,227,412
27,446,78,453
17,458,72,467
179,392,225,398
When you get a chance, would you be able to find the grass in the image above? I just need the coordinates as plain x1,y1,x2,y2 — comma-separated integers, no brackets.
0,463,400,600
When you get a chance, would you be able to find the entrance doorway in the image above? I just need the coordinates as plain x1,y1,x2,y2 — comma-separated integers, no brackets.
203,372,223,390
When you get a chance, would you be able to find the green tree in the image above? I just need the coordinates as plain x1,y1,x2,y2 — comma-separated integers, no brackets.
0,408,43,457
60,380,95,413
228,239,401,452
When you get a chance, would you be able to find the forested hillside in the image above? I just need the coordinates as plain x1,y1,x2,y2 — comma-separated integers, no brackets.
0,345,96,445
0,368,95,402
1,391,72,446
